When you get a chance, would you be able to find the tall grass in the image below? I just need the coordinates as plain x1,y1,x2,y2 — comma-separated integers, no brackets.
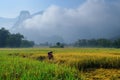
52,53,120,70
0,56,81,80
0,48,120,80
4,48,120,70
15,48,120,70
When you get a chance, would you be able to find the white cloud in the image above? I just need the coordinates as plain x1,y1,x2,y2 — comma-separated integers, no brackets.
19,0,120,43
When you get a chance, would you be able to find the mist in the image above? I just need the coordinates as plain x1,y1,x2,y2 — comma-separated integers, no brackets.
15,0,120,43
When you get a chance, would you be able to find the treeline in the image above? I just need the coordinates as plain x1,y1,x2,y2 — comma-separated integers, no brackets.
0,28,34,48
74,38,120,48
49,42,64,48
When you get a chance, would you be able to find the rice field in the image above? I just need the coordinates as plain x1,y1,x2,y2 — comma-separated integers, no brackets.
0,48,120,80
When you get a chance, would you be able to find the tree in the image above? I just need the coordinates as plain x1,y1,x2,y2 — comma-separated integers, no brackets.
56,42,61,46
74,38,112,48
74,39,87,47
56,42,64,48
50,42,64,48
21,40,34,47
0,28,10,47
97,39,111,47
0,27,34,48
87,39,97,47
7,33,24,47
113,39,120,48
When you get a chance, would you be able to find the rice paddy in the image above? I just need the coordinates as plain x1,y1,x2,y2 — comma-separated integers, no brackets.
0,48,120,80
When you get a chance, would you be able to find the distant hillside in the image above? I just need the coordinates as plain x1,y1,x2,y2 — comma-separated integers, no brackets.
0,17,17,29
0,10,43,30
12,11,31,29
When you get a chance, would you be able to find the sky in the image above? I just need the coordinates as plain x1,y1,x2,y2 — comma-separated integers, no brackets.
0,0,120,43
0,0,85,18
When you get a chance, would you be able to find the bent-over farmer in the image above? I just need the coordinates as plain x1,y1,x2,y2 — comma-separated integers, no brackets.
48,51,54,60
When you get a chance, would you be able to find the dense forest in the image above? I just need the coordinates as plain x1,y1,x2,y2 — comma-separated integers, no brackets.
0,28,34,48
74,38,120,48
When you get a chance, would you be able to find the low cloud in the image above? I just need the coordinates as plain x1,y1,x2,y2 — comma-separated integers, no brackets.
18,0,120,43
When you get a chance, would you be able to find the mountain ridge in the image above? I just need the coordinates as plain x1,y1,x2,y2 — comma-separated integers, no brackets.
0,10,43,29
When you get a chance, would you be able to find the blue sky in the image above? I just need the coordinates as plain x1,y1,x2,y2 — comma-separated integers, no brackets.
0,0,85,18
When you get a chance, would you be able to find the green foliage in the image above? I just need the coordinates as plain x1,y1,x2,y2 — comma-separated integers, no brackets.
0,28,10,47
50,42,64,48
97,38,111,47
0,28,34,48
74,38,120,48
21,40,35,47
0,55,80,80
113,38,120,48
7,33,24,47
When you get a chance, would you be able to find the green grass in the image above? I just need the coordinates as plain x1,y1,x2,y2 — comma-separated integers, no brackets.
0,56,81,80
0,48,120,80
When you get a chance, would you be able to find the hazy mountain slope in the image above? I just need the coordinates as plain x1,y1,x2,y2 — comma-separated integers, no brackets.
0,17,17,29
12,11,31,29
0,10,43,30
